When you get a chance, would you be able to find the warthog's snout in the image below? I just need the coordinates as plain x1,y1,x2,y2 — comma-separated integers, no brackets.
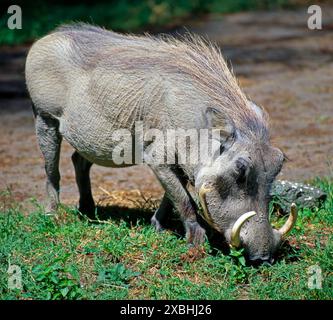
229,204,298,248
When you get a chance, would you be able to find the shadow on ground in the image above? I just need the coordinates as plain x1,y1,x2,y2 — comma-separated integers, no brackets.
84,204,234,256
82,204,302,264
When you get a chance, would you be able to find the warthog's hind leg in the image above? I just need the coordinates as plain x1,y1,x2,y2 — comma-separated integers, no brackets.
71,151,95,218
35,114,62,213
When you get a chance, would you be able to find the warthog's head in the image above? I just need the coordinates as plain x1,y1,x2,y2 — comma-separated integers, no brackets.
195,104,297,264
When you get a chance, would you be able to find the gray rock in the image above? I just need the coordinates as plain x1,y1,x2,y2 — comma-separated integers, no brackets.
270,180,327,214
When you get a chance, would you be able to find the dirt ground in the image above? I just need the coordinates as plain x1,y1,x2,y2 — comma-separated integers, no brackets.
0,5,332,208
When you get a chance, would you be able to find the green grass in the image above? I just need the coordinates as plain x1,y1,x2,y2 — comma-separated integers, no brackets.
0,178,332,300
0,0,296,45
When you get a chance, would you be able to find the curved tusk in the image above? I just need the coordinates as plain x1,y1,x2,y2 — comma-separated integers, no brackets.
230,211,257,248
278,203,298,239
198,183,216,229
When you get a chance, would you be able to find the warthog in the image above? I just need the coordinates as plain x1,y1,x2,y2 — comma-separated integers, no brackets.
26,24,297,264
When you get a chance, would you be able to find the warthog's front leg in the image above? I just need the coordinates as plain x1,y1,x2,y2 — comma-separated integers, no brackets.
150,165,206,246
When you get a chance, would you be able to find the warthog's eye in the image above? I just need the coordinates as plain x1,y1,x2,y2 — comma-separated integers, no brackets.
217,144,225,156
235,157,249,184
213,144,225,159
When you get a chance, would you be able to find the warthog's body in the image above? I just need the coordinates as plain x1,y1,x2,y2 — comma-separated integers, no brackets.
26,24,296,264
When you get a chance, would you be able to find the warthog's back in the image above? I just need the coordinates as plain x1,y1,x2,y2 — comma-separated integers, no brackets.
26,24,263,166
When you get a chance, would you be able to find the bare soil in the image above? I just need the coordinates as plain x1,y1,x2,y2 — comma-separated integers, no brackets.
0,5,332,207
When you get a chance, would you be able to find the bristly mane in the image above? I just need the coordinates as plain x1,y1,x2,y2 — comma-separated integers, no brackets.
53,23,269,141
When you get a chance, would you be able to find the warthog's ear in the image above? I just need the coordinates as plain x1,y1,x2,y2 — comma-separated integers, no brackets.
249,101,268,121
205,107,235,139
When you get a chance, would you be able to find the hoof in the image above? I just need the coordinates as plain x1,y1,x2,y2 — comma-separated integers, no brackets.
78,202,96,220
45,211,57,216
45,201,58,216
185,221,206,246
151,214,164,232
